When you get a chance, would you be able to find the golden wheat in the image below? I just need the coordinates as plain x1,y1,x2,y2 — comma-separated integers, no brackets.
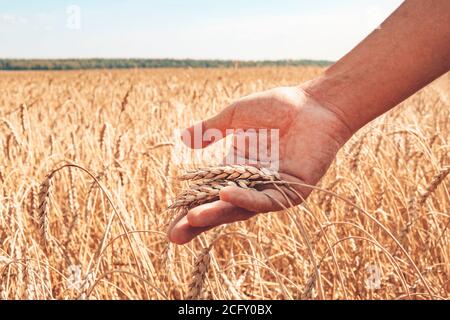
0,67,448,300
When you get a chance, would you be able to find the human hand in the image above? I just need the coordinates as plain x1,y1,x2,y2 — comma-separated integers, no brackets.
168,86,353,244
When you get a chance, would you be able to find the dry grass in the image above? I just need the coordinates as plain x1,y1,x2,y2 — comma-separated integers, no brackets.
0,67,448,300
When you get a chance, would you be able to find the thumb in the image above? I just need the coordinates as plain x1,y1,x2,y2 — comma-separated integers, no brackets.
181,103,236,149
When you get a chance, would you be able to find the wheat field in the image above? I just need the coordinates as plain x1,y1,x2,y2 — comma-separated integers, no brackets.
0,67,448,300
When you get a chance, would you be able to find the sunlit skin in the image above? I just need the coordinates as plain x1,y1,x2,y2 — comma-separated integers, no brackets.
168,0,450,244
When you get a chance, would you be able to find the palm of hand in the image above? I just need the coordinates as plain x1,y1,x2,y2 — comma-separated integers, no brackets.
169,86,351,244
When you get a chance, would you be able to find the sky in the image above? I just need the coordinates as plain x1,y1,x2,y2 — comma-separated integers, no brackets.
0,0,403,60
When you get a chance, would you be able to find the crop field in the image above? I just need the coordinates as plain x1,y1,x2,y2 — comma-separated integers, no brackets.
0,67,448,300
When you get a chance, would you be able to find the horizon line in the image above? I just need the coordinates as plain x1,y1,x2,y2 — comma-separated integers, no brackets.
0,57,335,62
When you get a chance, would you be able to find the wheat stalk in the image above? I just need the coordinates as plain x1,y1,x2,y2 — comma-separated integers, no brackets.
400,166,449,243
169,179,259,209
186,245,211,300
65,168,80,245
417,166,449,206
28,185,38,221
374,181,385,210
170,165,282,211
70,132,77,161
38,173,53,249
120,85,133,113
99,123,108,153
0,166,4,185
186,227,223,300
1,119,22,148
322,178,340,216
114,132,126,161
20,103,29,135
49,134,55,155
178,165,280,182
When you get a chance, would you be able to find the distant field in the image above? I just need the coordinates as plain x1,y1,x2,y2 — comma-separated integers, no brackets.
0,67,448,300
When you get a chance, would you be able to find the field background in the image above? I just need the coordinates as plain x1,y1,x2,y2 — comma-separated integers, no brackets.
0,67,448,300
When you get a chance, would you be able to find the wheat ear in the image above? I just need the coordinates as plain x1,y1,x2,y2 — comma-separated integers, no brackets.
417,166,449,206
169,179,259,209
186,228,223,300
178,165,280,182
170,165,282,210
186,246,211,300
401,166,449,240
38,173,53,249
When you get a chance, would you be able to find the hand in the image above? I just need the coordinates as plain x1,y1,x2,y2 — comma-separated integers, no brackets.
168,86,353,244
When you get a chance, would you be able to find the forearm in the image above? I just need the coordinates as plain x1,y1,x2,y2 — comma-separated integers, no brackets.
302,0,450,134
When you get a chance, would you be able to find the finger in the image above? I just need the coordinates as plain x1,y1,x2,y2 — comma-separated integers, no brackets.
166,210,186,236
168,215,213,245
181,103,236,149
219,185,303,213
187,200,257,227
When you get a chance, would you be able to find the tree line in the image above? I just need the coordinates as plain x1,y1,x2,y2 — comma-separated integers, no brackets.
0,59,333,71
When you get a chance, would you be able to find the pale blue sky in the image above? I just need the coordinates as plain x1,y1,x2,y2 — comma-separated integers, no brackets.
0,0,403,60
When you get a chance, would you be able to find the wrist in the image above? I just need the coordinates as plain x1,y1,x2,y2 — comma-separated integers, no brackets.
297,79,356,146
300,75,365,137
